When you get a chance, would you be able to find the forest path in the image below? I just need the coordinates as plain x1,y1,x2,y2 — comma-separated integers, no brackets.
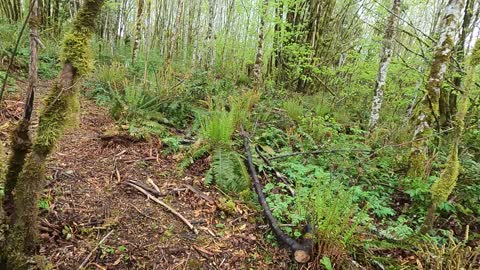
0,81,291,269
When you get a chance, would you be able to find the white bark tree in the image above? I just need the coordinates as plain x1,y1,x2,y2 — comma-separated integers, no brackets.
368,0,401,130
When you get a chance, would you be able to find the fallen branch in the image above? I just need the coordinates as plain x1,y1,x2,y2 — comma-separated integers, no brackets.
241,127,312,263
126,180,168,197
270,148,371,160
184,184,214,204
255,145,295,196
126,181,198,234
78,230,114,270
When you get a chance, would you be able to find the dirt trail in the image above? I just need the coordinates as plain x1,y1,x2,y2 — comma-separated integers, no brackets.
0,82,292,269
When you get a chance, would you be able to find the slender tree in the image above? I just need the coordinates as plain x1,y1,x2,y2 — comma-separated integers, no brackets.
165,0,183,67
368,0,402,130
132,0,145,64
253,0,268,88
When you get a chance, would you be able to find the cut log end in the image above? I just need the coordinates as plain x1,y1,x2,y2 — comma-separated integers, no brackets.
294,249,310,263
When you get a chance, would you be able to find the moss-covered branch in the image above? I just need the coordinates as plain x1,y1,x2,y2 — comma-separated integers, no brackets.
1,1,105,268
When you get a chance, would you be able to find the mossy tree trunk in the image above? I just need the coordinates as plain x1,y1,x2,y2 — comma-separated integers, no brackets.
0,0,104,268
421,39,480,233
3,0,40,218
407,0,465,179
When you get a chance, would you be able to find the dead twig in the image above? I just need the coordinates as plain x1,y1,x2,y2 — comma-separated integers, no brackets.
255,145,295,196
183,184,214,204
270,148,371,160
126,181,198,234
77,230,114,270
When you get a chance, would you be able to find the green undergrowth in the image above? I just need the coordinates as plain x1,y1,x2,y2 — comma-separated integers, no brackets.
80,52,480,269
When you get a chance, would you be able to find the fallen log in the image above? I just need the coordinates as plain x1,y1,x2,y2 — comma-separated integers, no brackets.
241,127,312,263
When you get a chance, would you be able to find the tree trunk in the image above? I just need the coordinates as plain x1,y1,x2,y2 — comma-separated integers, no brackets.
368,0,401,130
252,0,268,89
0,1,104,268
165,0,183,67
408,0,465,179
132,0,145,64
421,39,479,233
1,0,21,22
439,0,474,127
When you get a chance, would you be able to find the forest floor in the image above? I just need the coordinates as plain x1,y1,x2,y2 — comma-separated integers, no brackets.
0,80,292,270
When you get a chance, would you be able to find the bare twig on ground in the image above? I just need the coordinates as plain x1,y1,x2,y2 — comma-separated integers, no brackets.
270,148,371,160
78,230,114,270
126,181,198,234
255,145,295,196
183,184,214,203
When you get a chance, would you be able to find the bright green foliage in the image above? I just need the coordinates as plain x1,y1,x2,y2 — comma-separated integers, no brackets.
205,149,250,194
296,178,360,249
200,110,235,147
283,98,304,122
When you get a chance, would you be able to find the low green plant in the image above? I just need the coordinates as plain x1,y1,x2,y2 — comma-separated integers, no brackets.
204,149,250,194
414,230,480,270
283,98,304,122
199,110,235,148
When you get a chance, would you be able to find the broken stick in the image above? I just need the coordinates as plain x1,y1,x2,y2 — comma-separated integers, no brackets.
126,181,198,234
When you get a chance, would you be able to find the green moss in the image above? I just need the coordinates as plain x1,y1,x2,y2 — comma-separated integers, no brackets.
2,120,32,219
470,39,480,66
407,147,428,179
59,0,104,76
60,33,93,76
430,149,459,205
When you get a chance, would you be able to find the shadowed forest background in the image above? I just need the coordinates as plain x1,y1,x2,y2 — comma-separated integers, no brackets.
0,0,480,269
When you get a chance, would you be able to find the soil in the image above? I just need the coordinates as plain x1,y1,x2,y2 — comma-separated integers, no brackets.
0,80,294,270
